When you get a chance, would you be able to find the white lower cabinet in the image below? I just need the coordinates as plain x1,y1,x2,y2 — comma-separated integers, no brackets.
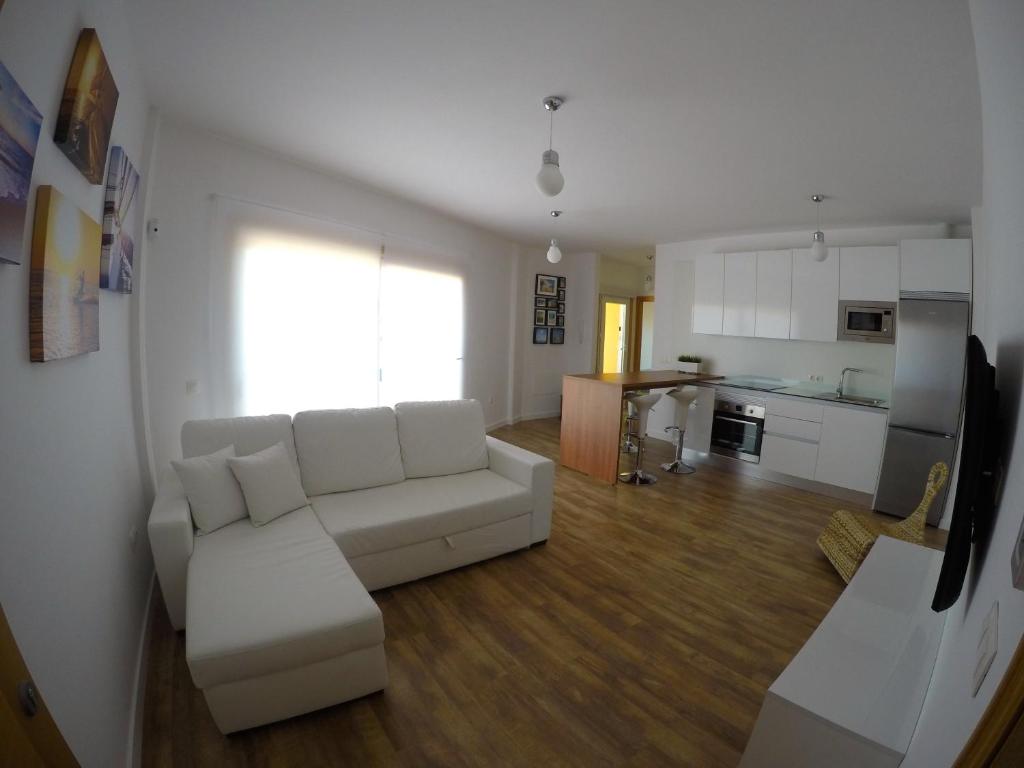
814,406,888,494
761,435,819,480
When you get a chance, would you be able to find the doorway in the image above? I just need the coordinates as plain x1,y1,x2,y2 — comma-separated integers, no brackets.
598,296,630,374
629,295,655,371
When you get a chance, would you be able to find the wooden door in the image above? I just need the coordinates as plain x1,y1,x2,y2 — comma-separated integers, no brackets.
0,603,77,767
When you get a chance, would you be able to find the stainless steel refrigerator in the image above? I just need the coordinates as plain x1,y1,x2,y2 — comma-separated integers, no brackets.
873,297,970,524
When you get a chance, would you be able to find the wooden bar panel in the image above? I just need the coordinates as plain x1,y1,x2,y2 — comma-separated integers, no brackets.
559,376,624,484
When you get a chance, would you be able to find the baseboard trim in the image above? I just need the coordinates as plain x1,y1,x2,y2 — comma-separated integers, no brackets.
127,571,156,768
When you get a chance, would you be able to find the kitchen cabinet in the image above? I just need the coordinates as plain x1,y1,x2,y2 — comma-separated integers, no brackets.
722,252,757,336
790,247,839,342
761,435,819,480
755,250,792,339
900,239,971,295
693,253,725,335
839,246,899,301
814,405,888,494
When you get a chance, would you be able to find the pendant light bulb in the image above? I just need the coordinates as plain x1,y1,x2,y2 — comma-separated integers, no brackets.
547,238,562,264
536,97,565,197
810,195,827,261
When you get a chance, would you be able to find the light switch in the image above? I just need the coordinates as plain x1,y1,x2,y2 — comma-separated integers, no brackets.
973,601,998,696
185,379,199,395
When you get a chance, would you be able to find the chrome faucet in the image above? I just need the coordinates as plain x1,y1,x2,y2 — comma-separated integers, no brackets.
838,367,864,397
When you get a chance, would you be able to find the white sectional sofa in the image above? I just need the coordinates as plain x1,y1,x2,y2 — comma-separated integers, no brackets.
148,400,553,733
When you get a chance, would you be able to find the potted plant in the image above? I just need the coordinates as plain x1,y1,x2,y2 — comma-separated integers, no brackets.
676,354,703,374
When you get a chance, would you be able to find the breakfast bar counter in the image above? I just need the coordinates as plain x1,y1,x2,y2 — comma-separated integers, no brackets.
560,370,722,484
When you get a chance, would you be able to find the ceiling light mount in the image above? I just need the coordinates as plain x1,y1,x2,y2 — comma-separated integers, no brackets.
550,210,562,217
810,194,828,261
536,96,567,197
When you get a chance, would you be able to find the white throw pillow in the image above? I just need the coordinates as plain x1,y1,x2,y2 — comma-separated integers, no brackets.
227,441,309,526
171,445,248,535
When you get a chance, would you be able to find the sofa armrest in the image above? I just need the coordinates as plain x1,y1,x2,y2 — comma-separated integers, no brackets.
486,436,554,543
148,468,194,631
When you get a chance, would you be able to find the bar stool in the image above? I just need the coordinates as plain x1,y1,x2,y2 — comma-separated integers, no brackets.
662,386,699,474
622,400,639,454
619,391,663,485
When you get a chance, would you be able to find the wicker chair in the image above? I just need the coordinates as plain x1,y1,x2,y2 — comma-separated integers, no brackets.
817,462,949,583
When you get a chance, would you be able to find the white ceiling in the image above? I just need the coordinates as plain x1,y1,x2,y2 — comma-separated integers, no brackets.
126,0,981,252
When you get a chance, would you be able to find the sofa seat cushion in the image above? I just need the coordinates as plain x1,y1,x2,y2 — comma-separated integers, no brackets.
310,469,532,559
186,507,383,690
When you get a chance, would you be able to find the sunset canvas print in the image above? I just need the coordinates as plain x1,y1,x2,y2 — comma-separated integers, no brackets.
101,146,139,292
0,60,44,265
54,28,119,184
30,186,101,361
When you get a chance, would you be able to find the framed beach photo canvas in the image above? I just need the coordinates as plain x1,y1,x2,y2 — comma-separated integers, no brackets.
54,29,120,184
100,146,139,292
535,273,558,297
546,309,557,326
534,308,546,325
550,327,565,345
533,327,548,344
546,298,557,308
0,61,44,265
30,186,101,361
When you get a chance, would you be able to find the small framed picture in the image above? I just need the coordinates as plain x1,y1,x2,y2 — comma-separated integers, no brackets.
558,302,565,313
536,274,558,297
550,327,565,345
546,298,558,308
533,326,549,344
558,289,566,300
534,308,546,325
546,309,557,325
556,314,565,327
534,296,546,308
558,276,566,289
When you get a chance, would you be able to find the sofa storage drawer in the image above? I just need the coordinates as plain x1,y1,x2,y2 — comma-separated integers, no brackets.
761,435,819,480
765,414,822,442
766,397,824,423
348,514,532,591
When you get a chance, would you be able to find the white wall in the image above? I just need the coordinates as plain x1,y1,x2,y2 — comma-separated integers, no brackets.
142,118,520,472
904,1,1024,763
514,250,598,420
654,224,959,399
598,256,649,297
0,1,153,766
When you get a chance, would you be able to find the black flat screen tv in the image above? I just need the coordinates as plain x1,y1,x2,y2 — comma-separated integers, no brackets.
932,335,1000,612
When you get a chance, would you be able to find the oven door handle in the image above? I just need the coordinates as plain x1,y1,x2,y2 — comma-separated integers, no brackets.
715,416,757,426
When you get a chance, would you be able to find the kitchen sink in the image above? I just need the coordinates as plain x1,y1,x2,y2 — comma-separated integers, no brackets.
812,392,887,407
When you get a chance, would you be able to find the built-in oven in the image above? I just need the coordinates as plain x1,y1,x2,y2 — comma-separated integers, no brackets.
710,392,766,463
838,300,896,343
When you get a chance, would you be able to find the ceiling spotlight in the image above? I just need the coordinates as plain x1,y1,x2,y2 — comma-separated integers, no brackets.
550,210,562,217
546,238,563,264
810,194,827,261
536,97,565,197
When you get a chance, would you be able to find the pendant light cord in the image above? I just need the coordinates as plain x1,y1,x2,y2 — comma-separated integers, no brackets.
548,109,554,151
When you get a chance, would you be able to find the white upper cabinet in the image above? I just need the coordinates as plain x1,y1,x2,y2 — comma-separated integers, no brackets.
790,247,839,341
755,250,792,339
693,253,724,335
900,239,972,294
722,252,757,336
839,246,899,301
814,405,888,494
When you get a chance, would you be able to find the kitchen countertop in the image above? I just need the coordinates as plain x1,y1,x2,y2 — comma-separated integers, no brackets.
688,374,889,410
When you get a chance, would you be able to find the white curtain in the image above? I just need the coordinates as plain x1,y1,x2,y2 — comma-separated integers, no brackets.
209,197,464,416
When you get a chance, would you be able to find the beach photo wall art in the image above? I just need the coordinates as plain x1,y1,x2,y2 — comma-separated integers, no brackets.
54,28,119,184
532,273,566,344
101,146,138,292
30,186,101,361
0,60,44,265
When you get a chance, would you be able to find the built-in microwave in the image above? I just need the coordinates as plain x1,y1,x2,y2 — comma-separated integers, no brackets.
838,300,896,344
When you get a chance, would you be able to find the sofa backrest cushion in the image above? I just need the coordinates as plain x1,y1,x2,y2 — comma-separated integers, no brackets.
181,414,299,474
293,408,405,495
394,400,489,478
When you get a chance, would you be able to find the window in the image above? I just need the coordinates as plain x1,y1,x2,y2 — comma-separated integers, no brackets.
213,198,464,416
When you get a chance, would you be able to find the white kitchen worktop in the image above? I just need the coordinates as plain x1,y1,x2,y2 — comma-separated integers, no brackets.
690,373,889,411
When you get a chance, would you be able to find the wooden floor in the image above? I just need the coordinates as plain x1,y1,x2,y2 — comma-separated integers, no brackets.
142,418,945,767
